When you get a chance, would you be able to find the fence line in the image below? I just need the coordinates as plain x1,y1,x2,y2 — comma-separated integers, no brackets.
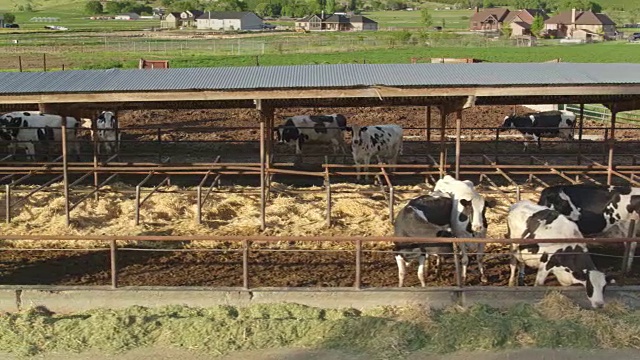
561,104,640,124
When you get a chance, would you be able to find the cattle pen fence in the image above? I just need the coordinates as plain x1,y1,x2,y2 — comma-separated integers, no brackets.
1,233,639,306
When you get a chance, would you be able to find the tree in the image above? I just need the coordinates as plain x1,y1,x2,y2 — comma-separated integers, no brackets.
325,0,335,13
348,0,357,11
420,8,433,28
85,0,104,14
482,0,493,8
3,13,15,23
559,0,602,13
254,2,271,17
530,13,544,35
105,1,126,14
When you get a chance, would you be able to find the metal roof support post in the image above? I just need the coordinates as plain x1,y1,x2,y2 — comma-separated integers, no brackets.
455,109,462,179
256,100,273,231
439,106,446,179
61,116,70,227
425,106,432,184
607,104,617,185
576,104,585,182
92,110,100,201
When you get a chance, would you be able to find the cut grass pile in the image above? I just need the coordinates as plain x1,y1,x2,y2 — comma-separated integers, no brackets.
0,182,533,250
1,293,639,358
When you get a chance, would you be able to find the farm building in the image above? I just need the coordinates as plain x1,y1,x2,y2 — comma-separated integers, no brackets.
470,7,547,35
115,13,140,20
180,9,204,27
544,8,616,39
295,13,377,31
196,11,263,31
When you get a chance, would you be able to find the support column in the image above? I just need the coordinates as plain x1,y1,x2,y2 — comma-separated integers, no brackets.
256,100,273,231
439,106,446,179
607,105,617,185
92,110,99,201
455,110,462,179
61,116,70,226
425,106,431,144
577,104,584,166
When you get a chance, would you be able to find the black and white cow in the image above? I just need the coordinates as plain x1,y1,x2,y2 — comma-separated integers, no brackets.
274,114,348,156
350,124,403,182
507,200,614,309
433,175,495,283
393,191,455,287
96,111,120,155
499,110,576,151
538,184,640,270
0,111,81,160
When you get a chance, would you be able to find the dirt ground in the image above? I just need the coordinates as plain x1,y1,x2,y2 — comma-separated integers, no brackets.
1,105,639,288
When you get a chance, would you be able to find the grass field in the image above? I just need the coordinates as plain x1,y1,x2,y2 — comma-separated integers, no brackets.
2,40,637,71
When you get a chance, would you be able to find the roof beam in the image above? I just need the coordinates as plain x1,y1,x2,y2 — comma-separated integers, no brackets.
1,85,640,105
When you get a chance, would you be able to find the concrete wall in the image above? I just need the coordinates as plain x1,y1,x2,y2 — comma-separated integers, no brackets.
2,286,640,313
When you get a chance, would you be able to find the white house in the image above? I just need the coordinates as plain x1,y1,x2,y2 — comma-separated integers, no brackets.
115,13,141,20
196,11,263,31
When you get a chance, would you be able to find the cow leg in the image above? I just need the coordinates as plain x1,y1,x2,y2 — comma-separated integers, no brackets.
534,264,550,286
460,244,469,284
534,134,541,150
395,255,407,287
508,254,518,287
363,157,371,182
25,142,36,161
434,255,442,280
417,254,427,287
518,262,526,286
477,243,488,283
354,158,362,182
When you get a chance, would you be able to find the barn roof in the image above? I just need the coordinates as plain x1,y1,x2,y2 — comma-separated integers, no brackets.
1,63,639,95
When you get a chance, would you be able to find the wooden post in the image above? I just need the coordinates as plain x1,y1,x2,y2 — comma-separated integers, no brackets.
355,240,362,289
439,106,446,179
61,116,70,226
622,220,637,275
256,100,272,231
92,111,99,201
577,104,584,165
607,105,616,185
18,56,22,72
43,53,47,72
110,239,118,289
243,239,250,289
455,110,462,179
5,184,10,223
425,106,431,143
325,157,331,228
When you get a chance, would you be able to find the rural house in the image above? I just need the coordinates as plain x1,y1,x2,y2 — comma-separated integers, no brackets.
196,11,263,31
180,10,204,27
295,13,377,31
469,7,511,31
115,13,140,20
505,9,548,37
544,8,616,40
160,12,181,28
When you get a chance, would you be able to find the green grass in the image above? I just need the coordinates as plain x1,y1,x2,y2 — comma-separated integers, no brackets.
4,41,636,71
364,8,471,30
1,293,640,358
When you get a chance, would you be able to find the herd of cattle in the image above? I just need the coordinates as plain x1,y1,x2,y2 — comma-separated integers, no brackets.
395,175,639,309
0,109,630,309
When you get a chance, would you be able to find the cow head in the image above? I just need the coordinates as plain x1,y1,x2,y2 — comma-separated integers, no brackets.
459,196,496,236
350,125,363,147
96,111,117,131
0,114,23,140
274,118,298,144
584,270,615,309
498,115,516,132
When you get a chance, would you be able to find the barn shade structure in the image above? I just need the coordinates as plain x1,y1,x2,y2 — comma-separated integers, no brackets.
2,62,640,229
2,63,640,293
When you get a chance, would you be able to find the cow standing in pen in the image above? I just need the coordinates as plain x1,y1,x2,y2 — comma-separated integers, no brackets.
393,191,456,287
499,110,576,151
274,114,348,159
433,175,495,284
538,184,640,271
0,111,81,160
350,124,403,182
95,111,121,155
507,200,614,309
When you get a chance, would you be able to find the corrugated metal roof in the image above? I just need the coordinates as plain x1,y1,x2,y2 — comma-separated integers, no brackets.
0,63,639,95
